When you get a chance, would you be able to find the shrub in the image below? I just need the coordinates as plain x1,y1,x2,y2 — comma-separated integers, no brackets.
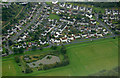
15,56,20,63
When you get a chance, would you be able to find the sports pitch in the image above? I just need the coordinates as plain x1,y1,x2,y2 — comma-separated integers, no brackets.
2,38,118,76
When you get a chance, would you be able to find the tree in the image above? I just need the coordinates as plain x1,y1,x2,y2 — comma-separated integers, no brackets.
13,48,19,54
19,48,24,54
6,49,9,55
32,46,37,50
8,40,13,46
60,45,67,54
15,56,20,63
25,67,33,73
39,46,43,50
51,45,57,50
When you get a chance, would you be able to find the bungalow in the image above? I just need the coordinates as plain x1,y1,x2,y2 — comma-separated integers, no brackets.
59,3,65,7
73,5,78,10
40,41,47,45
113,10,118,15
81,34,87,38
96,33,103,37
102,15,108,19
90,20,96,25
110,15,115,20
106,9,111,15
89,33,95,37
66,4,72,8
98,26,103,30
106,22,112,26
60,38,68,43
60,8,65,13
52,1,58,4
54,7,59,11
86,8,92,13
86,13,92,18
17,38,22,42
54,39,61,43
67,36,74,40
104,31,109,35
79,12,85,16
72,10,78,15
75,35,81,39
21,35,27,40
80,7,85,11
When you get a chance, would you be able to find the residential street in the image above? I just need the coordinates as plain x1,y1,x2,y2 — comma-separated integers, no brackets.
94,13,115,36
10,6,43,42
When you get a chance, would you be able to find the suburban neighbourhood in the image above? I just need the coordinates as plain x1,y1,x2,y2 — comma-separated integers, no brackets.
1,2,119,76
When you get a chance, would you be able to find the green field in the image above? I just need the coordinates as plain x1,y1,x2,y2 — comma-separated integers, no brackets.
2,38,118,76
49,14,60,20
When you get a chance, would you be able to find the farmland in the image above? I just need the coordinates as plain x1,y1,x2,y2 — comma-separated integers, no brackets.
2,38,118,76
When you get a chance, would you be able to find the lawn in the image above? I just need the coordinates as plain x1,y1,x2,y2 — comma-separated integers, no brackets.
93,7,105,14
49,14,60,20
2,38,118,76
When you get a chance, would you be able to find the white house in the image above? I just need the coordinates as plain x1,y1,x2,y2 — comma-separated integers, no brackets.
59,3,65,7
66,4,72,8
80,7,85,11
86,13,92,18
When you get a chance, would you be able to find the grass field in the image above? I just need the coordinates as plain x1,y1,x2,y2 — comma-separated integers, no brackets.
2,38,118,76
49,14,60,20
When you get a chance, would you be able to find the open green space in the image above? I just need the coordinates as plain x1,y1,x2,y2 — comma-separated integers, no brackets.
93,7,105,14
2,38,118,76
49,14,60,20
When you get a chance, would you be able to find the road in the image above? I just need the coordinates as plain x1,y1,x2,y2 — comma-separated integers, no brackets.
4,41,13,55
94,13,115,36
5,4,116,55
10,6,43,41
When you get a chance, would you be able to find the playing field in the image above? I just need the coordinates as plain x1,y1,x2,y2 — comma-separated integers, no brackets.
49,14,60,20
2,38,118,76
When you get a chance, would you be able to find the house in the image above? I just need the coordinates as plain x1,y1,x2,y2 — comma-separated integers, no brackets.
75,35,81,39
45,5,51,9
67,36,74,40
86,8,92,13
104,31,109,35
73,5,78,10
89,33,95,37
98,26,103,30
105,9,111,15
54,39,61,43
52,1,58,4
79,12,85,16
80,7,85,11
86,13,92,18
102,15,108,19
40,41,47,45
17,39,22,42
21,35,27,40
106,22,112,26
60,38,68,43
72,10,78,15
110,15,115,20
96,33,103,37
66,4,72,8
59,3,65,7
60,8,65,13
113,10,118,15
81,34,87,38
90,20,96,25
54,7,59,11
